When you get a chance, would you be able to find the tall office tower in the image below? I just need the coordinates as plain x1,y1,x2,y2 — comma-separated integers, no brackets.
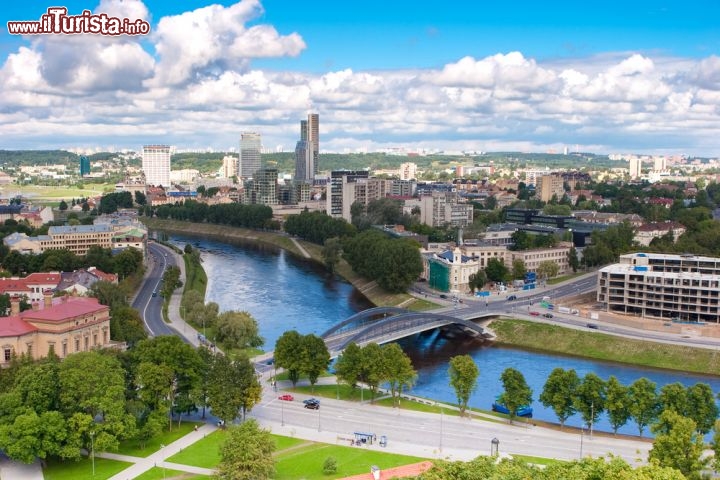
307,113,319,176
142,145,171,187
294,114,319,182
629,157,642,179
79,155,90,177
239,132,262,178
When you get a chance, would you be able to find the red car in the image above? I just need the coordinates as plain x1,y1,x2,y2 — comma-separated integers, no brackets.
278,394,294,401
529,311,540,316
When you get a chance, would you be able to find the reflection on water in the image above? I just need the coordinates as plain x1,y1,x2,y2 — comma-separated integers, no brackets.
165,231,720,438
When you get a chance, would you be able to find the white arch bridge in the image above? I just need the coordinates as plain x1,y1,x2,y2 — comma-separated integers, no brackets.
320,306,494,357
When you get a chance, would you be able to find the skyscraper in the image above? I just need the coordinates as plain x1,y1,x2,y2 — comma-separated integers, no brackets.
294,114,319,182
79,155,90,177
629,157,642,179
142,145,171,187
239,132,262,178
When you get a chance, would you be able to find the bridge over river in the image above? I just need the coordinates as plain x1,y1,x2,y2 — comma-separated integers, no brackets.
320,306,494,357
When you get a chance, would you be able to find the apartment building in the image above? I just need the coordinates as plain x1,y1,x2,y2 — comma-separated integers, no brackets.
536,173,565,202
419,191,473,228
598,252,720,323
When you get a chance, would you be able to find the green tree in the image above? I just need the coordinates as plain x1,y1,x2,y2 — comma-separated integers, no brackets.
685,382,718,435
334,342,362,390
323,456,338,475
485,257,509,283
539,368,578,429
511,259,527,280
649,410,706,479
321,237,342,273
498,368,532,424
359,343,386,402
207,354,261,424
568,247,580,273
605,376,631,434
134,191,147,206
216,419,275,480
382,343,417,407
58,200,68,211
510,231,532,251
659,382,688,416
274,330,304,387
628,377,659,437
712,419,720,472
467,270,487,292
536,260,560,281
573,373,606,430
448,355,479,416
215,311,263,350
302,334,330,391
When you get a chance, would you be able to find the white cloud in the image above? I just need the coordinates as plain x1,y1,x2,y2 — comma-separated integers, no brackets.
149,0,305,86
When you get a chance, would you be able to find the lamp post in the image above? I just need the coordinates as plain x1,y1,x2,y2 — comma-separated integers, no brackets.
439,406,443,453
580,424,584,458
89,431,95,476
317,405,321,432
281,397,284,426
491,437,499,456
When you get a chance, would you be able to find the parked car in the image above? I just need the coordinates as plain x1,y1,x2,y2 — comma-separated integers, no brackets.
543,313,554,318
507,295,517,301
587,323,599,329
303,398,320,405
529,311,540,316
439,294,448,299
278,394,294,401
304,401,320,410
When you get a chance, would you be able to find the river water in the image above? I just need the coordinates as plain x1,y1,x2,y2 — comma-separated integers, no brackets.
167,233,720,437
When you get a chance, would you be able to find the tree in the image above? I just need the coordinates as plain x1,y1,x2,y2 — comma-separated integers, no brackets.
485,257,509,283
215,311,263,350
334,342,362,390
216,419,275,480
274,330,304,387
58,200,68,211
536,260,560,281
207,354,261,424
604,376,631,434
134,191,147,206
712,419,720,472
511,259,527,280
321,237,342,273
568,247,580,273
498,368,532,424
685,382,718,435
359,343,386,402
382,343,416,407
468,270,487,292
659,382,688,416
628,377,659,437
539,368,578,429
573,373,605,430
323,456,338,475
448,355,479,416
510,231,532,251
302,334,330,391
649,410,706,479
113,247,143,280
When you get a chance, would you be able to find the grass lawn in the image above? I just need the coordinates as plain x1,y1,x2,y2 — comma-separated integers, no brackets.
406,297,440,311
134,467,209,480
546,272,585,285
7,183,112,201
43,457,131,480
492,319,720,375
166,430,225,469
117,421,203,457
274,442,426,480
512,454,564,466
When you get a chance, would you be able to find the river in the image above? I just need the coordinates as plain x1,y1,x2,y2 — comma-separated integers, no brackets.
167,232,720,438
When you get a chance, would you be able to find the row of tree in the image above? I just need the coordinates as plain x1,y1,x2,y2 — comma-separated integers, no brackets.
0,337,261,465
143,201,277,230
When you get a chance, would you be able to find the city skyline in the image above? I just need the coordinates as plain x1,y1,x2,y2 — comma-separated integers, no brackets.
1,1,719,156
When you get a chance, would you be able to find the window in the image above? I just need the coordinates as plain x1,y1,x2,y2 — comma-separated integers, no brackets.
26,343,32,357
62,342,67,357
93,334,97,346
3,348,10,362
48,343,55,356
75,338,80,352
84,337,89,351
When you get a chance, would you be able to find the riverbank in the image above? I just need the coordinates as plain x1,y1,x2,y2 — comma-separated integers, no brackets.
492,319,720,377
140,218,423,308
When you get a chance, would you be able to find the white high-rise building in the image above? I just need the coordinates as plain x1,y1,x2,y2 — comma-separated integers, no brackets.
142,145,171,187
222,155,237,178
653,156,667,172
629,157,642,179
239,132,262,178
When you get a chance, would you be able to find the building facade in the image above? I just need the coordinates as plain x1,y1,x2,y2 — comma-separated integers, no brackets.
427,248,479,293
221,155,238,178
0,294,114,365
239,132,262,178
598,252,720,323
419,191,473,228
248,168,278,205
536,173,565,202
142,145,171,187
327,170,369,219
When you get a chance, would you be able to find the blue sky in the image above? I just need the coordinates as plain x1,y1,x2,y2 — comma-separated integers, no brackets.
1,0,719,155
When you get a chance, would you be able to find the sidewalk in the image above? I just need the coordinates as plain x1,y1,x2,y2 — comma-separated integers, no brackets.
0,456,43,480
105,423,218,480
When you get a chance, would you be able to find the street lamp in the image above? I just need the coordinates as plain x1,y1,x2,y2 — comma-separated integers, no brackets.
89,431,95,476
580,425,584,458
281,397,284,426
317,406,321,432
491,437,500,456
439,406,443,453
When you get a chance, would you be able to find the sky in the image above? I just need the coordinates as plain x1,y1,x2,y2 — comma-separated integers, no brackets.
1,0,719,156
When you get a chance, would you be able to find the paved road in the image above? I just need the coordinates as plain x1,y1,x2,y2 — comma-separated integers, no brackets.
132,242,182,337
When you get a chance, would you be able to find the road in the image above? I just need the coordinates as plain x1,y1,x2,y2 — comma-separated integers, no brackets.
132,242,178,337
